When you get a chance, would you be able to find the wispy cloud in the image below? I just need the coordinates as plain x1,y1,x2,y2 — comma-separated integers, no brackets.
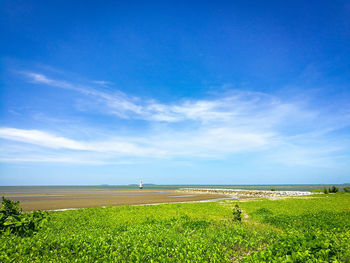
0,126,271,159
1,71,348,166
24,72,315,125
25,72,144,118
0,128,87,150
0,128,165,157
91,80,113,86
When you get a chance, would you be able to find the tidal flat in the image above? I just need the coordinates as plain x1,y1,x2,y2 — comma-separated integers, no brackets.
0,188,224,211
1,185,348,211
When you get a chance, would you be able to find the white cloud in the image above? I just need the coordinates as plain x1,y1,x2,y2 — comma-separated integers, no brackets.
25,72,279,123
2,71,348,166
0,128,164,157
0,128,87,150
27,73,53,84
92,80,112,86
26,72,144,118
0,126,270,159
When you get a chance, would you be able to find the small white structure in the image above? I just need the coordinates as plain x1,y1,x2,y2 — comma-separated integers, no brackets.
139,180,143,189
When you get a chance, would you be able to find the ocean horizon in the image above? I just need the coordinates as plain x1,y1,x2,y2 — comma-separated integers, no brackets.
1,184,349,193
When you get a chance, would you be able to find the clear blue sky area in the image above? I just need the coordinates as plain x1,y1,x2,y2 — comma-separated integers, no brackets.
1,0,349,185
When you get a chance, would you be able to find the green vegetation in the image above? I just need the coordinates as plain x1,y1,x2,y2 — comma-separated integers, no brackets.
329,186,339,193
323,187,329,194
1,194,349,262
234,194,350,262
323,185,339,194
232,204,242,222
0,197,49,236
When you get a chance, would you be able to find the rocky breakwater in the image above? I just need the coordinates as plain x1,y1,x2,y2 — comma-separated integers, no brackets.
176,188,316,199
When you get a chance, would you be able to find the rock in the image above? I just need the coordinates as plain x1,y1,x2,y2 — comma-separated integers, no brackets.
176,188,318,199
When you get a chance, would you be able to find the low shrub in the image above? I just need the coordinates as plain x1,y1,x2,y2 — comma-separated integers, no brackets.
0,197,49,236
270,188,276,191
329,186,339,193
323,187,329,194
232,204,242,222
343,187,350,193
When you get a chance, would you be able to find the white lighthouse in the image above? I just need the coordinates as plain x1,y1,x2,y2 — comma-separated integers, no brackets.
139,180,143,189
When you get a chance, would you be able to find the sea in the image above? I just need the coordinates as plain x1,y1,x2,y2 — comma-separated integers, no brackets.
1,184,349,193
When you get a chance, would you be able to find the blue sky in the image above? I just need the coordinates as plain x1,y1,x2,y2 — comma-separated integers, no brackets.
1,0,350,185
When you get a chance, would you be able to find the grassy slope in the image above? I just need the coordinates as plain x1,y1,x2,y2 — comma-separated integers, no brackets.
1,194,349,262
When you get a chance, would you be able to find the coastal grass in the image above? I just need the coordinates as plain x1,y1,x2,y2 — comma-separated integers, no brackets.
1,193,349,262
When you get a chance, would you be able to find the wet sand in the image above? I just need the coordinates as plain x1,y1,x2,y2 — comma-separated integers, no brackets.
0,190,225,211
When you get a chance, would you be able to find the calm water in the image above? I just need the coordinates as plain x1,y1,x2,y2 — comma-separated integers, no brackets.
1,184,349,193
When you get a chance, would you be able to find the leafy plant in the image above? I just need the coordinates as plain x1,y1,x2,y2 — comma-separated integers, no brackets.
329,186,339,193
323,187,329,194
232,204,242,222
0,197,49,236
344,187,350,193
270,188,276,191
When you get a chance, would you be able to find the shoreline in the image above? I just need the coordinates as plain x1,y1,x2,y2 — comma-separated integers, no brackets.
48,197,236,212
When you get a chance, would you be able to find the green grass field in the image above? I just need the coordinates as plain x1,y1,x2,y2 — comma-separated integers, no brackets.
1,193,349,262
